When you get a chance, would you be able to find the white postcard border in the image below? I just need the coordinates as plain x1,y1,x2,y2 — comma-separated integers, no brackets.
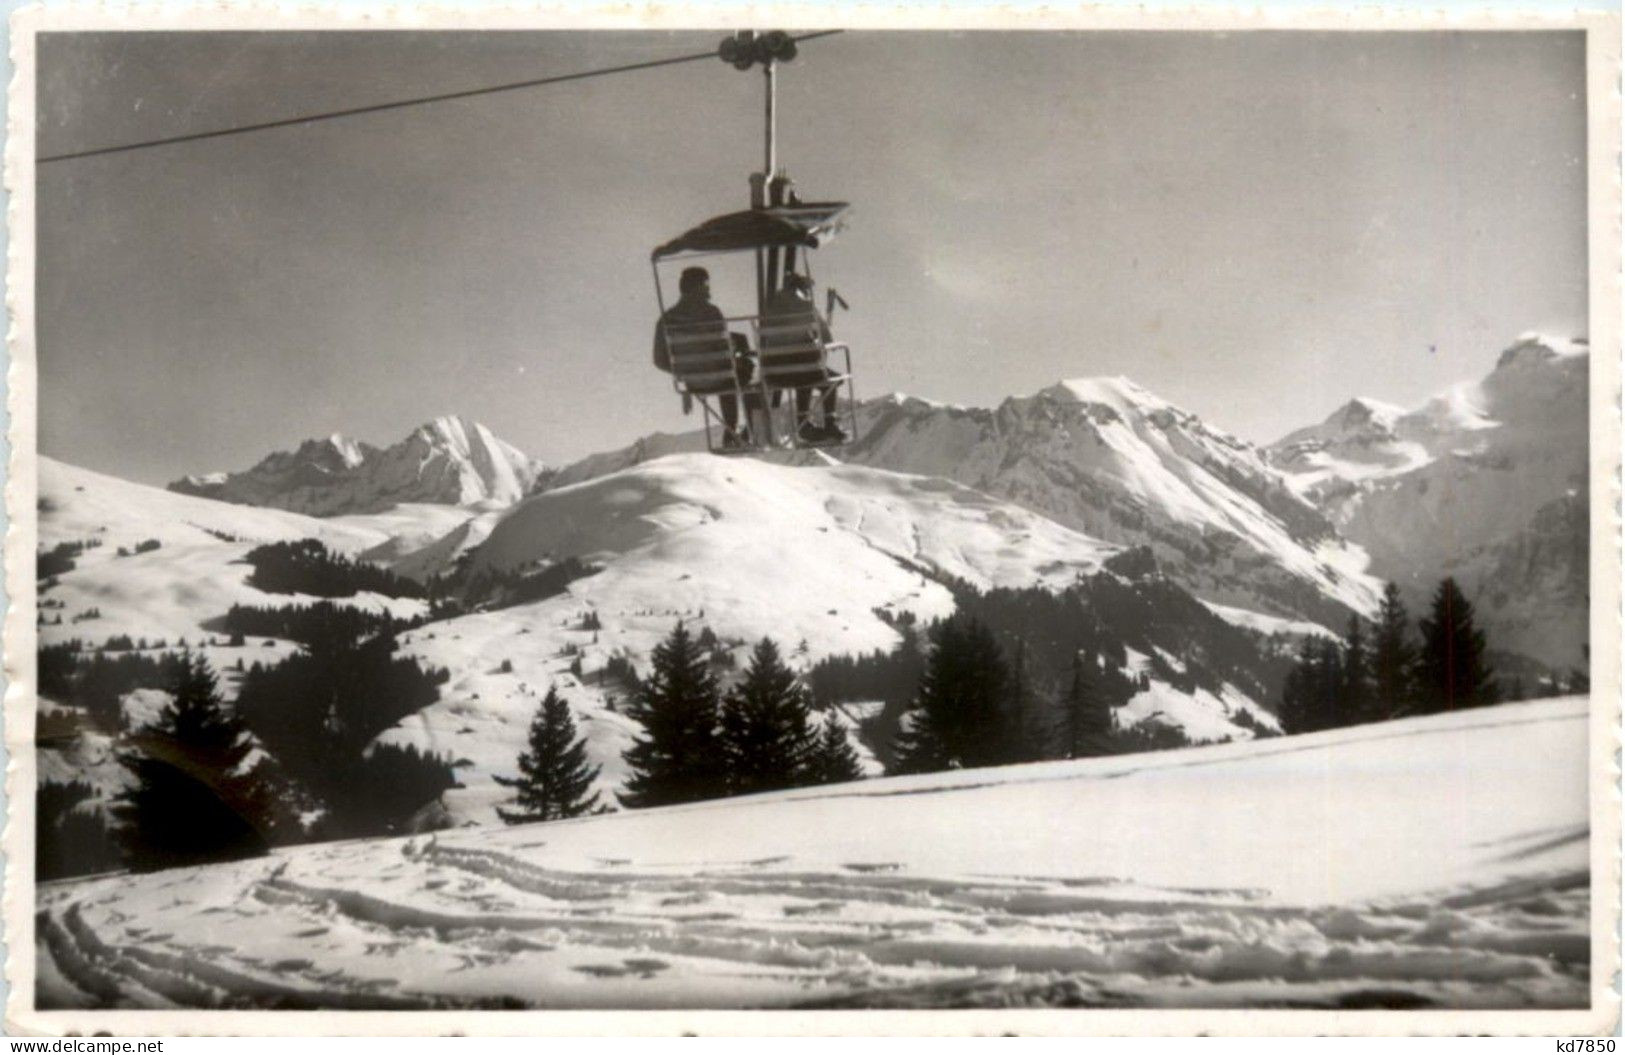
4,4,1618,1036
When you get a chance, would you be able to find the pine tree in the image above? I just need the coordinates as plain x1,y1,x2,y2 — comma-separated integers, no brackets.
38,779,120,880
890,619,964,774
619,622,728,808
889,617,1017,773
888,703,953,774
803,714,865,785
1371,582,1416,719
1416,577,1497,712
111,654,272,871
1341,616,1374,724
1007,638,1053,762
1064,651,1115,757
495,688,602,824
1316,637,1346,730
1278,637,1315,734
350,744,459,835
719,639,817,796
1280,636,1345,734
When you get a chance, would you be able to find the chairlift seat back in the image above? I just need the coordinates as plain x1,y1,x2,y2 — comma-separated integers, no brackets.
757,313,828,386
663,321,736,393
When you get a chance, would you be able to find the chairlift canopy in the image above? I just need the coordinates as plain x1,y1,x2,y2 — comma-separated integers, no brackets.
651,202,849,260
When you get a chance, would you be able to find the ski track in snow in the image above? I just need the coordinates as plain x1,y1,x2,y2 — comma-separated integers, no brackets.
36,700,1591,1011
36,838,1589,1012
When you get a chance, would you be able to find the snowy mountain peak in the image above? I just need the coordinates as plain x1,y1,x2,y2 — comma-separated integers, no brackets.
1274,334,1586,474
296,433,368,470
1267,334,1590,672
822,380,1377,627
1496,333,1588,371
168,417,548,517
1411,384,1494,434
1039,376,1169,416
281,433,373,470
874,392,963,412
1324,397,1406,434
414,415,487,455
1267,399,1416,486
399,415,541,508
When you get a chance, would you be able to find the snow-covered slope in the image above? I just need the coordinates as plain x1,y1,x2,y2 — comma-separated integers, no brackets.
382,453,1139,821
33,698,1590,1012
378,508,507,583
537,382,1384,631
41,453,1298,830
42,457,388,556
36,457,423,649
337,504,488,567
1269,335,1589,670
169,416,546,517
533,429,709,493
473,454,1119,610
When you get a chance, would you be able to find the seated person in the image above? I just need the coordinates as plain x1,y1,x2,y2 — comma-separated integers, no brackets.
759,272,844,443
653,266,751,447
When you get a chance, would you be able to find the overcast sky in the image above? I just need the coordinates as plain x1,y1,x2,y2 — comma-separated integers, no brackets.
36,30,1587,484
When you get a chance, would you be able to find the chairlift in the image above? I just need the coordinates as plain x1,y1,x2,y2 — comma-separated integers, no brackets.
649,31,860,455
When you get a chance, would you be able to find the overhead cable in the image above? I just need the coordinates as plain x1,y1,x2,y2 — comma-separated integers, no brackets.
39,29,843,164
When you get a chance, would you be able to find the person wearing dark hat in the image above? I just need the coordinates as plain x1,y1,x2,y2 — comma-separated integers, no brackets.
759,271,844,443
653,266,751,448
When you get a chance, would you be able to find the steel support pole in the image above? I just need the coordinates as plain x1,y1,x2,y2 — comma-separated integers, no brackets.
764,60,777,177
760,60,782,308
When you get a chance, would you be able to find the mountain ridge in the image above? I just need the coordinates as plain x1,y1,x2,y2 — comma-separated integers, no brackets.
1266,333,1589,671
168,414,547,517
149,336,1587,671
526,375,1384,630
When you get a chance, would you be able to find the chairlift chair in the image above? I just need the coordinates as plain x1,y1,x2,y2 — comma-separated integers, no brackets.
650,202,859,454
